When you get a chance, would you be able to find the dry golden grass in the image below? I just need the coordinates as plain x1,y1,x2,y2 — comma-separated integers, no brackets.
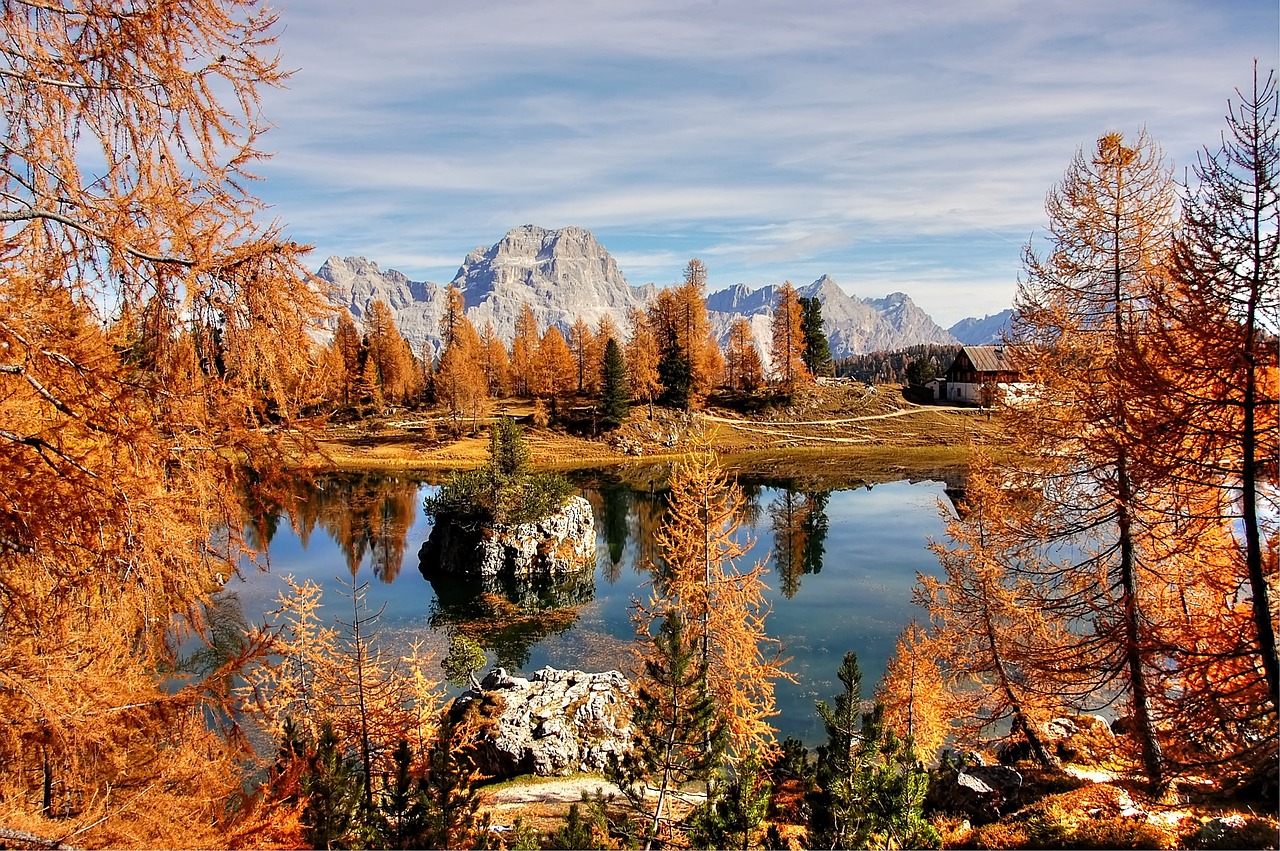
290,384,1004,478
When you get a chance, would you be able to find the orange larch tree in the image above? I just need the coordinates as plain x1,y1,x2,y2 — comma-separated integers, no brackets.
1137,68,1280,773
702,331,726,392
510,302,540,397
639,445,791,762
874,622,951,763
917,452,1066,767
676,259,716,405
626,305,662,407
0,1,328,844
1011,129,1177,789
569,315,597,395
770,281,811,396
648,260,715,409
724,316,764,393
536,325,577,401
480,319,511,398
364,299,419,407
439,283,468,350
328,308,364,409
436,310,488,435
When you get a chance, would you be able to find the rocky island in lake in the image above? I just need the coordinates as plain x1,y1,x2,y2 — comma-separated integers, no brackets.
419,416,594,581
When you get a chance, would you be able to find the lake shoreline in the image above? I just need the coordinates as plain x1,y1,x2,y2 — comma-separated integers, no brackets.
286,384,1004,485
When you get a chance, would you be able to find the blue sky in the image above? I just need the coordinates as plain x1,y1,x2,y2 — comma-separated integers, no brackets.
254,0,1277,326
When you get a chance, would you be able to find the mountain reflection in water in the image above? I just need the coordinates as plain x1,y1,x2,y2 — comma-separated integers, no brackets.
233,470,955,744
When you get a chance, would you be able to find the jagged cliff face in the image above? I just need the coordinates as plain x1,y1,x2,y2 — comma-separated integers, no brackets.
453,224,650,343
317,255,442,351
317,225,651,356
317,224,963,359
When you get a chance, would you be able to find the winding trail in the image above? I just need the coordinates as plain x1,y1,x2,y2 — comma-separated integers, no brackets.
697,403,979,446
701,405,935,428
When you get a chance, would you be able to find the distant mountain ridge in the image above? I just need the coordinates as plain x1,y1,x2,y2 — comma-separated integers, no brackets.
318,224,990,359
947,309,1014,345
704,275,956,359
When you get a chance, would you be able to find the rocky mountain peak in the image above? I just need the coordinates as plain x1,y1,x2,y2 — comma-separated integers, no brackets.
453,225,644,341
806,274,843,298
705,275,957,361
318,255,427,316
316,225,974,360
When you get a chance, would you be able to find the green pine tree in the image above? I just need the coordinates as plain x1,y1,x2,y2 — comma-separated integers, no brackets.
441,633,488,690
301,720,364,850
600,336,630,428
610,614,725,847
800,297,833,378
423,416,573,527
377,740,431,849
657,341,692,409
686,752,772,850
807,652,938,850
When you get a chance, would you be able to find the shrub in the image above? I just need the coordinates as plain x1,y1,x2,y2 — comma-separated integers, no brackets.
423,417,574,527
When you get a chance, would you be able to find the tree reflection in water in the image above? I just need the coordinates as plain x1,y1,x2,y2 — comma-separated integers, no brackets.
419,564,594,670
769,487,831,599
234,471,957,744
304,474,420,582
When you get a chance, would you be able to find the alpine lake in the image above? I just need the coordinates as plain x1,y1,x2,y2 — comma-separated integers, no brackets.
229,465,961,746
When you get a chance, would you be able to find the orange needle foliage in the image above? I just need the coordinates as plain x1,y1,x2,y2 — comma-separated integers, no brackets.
916,452,1067,766
625,305,662,406
1010,129,1178,789
0,1,327,844
724,316,764,393
510,302,540,397
241,578,442,779
875,621,953,763
436,287,490,434
637,443,792,761
770,281,811,396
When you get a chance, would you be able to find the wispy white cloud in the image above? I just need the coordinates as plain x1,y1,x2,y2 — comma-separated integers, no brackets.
256,0,1277,325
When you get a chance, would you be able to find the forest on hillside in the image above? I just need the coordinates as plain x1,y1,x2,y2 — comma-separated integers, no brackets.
0,3,1275,848
833,343,961,386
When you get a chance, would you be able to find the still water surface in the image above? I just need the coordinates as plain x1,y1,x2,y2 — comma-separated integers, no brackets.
229,472,955,745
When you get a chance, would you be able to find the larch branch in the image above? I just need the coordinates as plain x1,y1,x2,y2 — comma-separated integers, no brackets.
0,207,196,267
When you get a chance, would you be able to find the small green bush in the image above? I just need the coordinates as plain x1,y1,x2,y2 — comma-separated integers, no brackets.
423,417,574,527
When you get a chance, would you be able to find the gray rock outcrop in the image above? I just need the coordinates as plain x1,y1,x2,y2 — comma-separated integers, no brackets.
421,495,595,578
451,667,635,779
926,765,1024,824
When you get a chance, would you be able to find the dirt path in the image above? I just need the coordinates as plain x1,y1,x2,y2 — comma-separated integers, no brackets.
487,776,623,808
485,776,705,810
700,404,934,428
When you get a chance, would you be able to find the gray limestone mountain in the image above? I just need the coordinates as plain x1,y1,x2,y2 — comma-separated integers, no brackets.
449,224,655,345
317,225,651,357
317,224,961,360
316,255,443,352
704,274,957,360
948,309,1015,345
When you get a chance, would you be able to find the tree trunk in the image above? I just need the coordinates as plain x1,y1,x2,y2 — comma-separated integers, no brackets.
1116,460,1165,791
